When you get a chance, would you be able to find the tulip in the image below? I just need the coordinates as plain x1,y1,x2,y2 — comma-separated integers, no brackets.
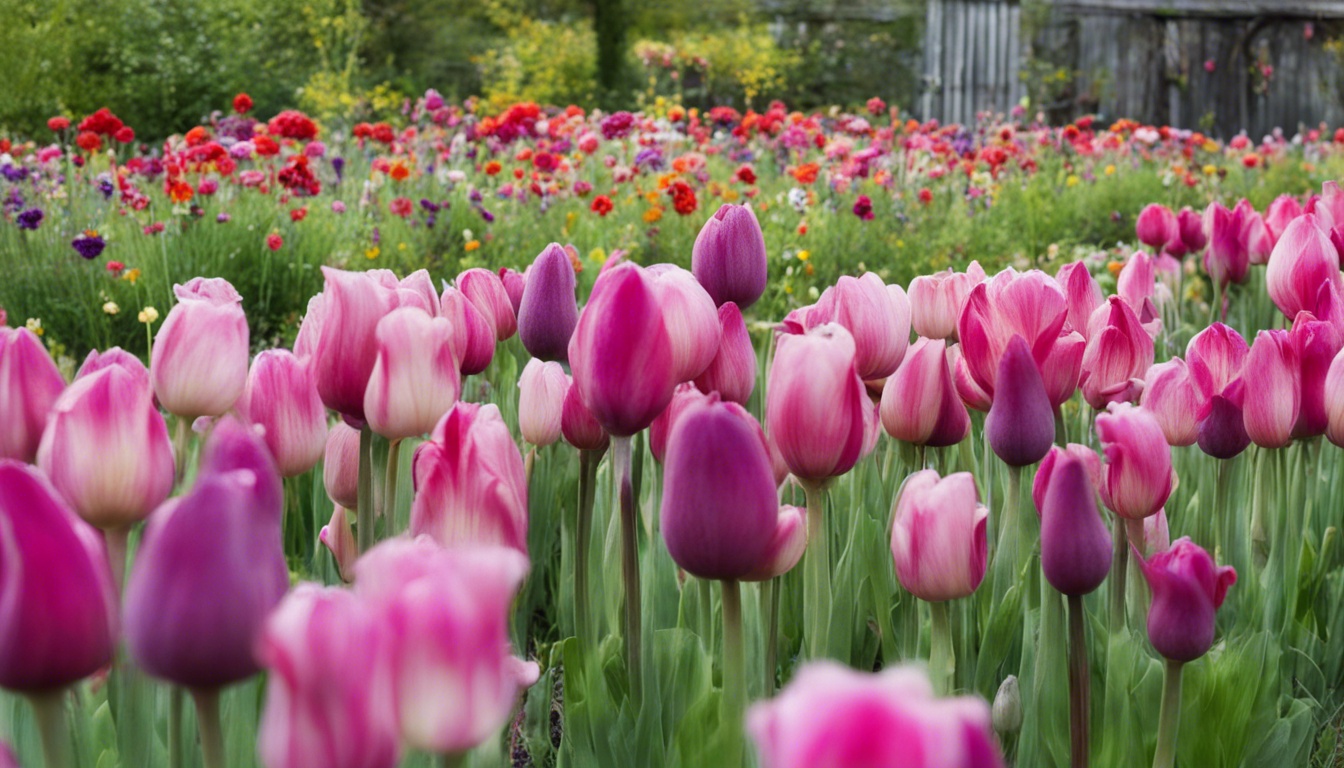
311,268,396,421
647,264,721,382
76,346,148,387
293,292,326,363
1039,454,1112,596
908,261,987,340
517,243,578,362
950,342,992,412
1116,251,1162,337
319,505,357,582
694,301,757,405
199,416,284,522
1040,329,1086,409
1055,261,1102,339
691,203,768,309
237,350,328,477
985,335,1054,467
457,267,517,341
766,323,868,482
741,505,808,582
323,422,361,509
1187,323,1252,459
1032,443,1102,514
1202,202,1251,287
957,268,1070,399
1095,403,1172,520
568,262,678,437
395,269,439,316
560,379,609,452
409,403,528,554
1236,199,1273,265
518,359,567,447
1177,206,1206,254
499,267,526,315
0,327,64,463
880,338,970,447
1312,180,1344,231
364,308,461,440
1136,203,1178,252
992,676,1023,735
811,273,911,380
1266,214,1343,320
353,538,539,756
1079,296,1154,409
1238,330,1300,448
1135,537,1236,662
1264,194,1303,243
38,365,174,530
257,585,401,768
439,286,496,376
0,461,116,691
1139,508,1171,557
891,470,988,602
747,661,1004,768
649,384,713,463
1141,359,1199,446
1199,391,1252,460
1290,312,1342,439
0,743,16,768
151,277,249,419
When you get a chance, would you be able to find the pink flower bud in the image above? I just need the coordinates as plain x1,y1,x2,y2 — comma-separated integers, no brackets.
0,327,64,463
1055,261,1102,339
498,267,526,316
648,264,721,382
1237,330,1300,448
1202,202,1251,287
439,286,496,376
1032,443,1102,514
561,378,609,452
410,403,528,554
517,243,577,362
908,262,986,340
151,277,249,418
237,350,327,477
319,505,357,582
986,335,1054,467
880,338,970,447
1134,537,1236,662
323,422,361,509
77,346,149,389
457,268,517,341
1136,203,1178,251
1263,194,1303,243
742,505,808,582
1140,359,1199,446
1327,347,1344,448
1236,199,1273,266
311,268,396,421
1079,296,1154,410
891,470,988,602
694,301,757,405
1177,206,1206,254
766,324,867,482
957,268,1069,399
1039,453,1112,596
692,203,768,309
0,461,116,691
1095,403,1173,520
1267,214,1343,320
518,359,567,447
1290,312,1342,439
364,308,461,440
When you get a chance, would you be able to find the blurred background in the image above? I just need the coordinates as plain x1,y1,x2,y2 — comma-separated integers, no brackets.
5,0,1344,139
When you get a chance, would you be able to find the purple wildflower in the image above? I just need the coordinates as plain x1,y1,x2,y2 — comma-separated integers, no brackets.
16,208,42,230
72,233,107,260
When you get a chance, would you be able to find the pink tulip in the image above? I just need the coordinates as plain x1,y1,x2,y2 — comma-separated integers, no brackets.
1312,181,1344,231
649,384,713,463
949,343,992,412
257,585,401,768
353,538,539,756
237,350,328,477
319,505,357,582
517,243,578,362
1055,261,1102,339
1140,359,1199,446
1134,537,1235,662
364,308,461,440
985,335,1054,467
568,262,678,437
748,661,1003,768
76,346,149,388
457,268,517,341
518,359,567,447
37,365,174,530
312,268,396,421
1290,312,1343,439
323,422,361,510
891,470,988,602
1136,204,1178,252
1040,329,1086,408
1186,323,1253,459
812,273,911,380
439,286,496,376
694,301,757,405
880,338,970,447
0,327,64,463
1266,214,1343,320
0,743,16,768
741,505,808,582
908,261,987,340
957,268,1069,399
647,264,721,382
1116,251,1162,338
1079,297,1154,410
498,267,526,315
1137,509,1171,557
0,461,117,691
692,203,769,309
1264,194,1303,243
1039,453,1111,596
1237,330,1300,448
151,277,249,418
1177,206,1206,254
1202,202,1251,287
1236,199,1273,265
410,403,528,554
293,293,326,364
560,379,609,452
1325,348,1344,447
1032,443,1102,514
766,324,867,482
1095,403,1172,520
395,269,439,316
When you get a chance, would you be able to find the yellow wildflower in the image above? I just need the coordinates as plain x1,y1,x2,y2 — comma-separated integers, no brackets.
138,307,159,324
102,302,119,316
797,250,811,262
123,268,141,285
24,318,42,336
1104,164,1116,175
1065,174,1080,187
364,246,381,260
589,247,607,264
1203,164,1217,176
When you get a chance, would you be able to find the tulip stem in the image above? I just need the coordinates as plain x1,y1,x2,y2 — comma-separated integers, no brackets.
721,578,746,764
190,688,226,768
28,691,71,768
440,754,466,768
173,415,191,486
613,436,643,702
356,426,374,555
524,445,537,487
575,449,599,647
993,466,1023,603
1067,593,1091,768
928,600,955,695
105,524,131,596
168,686,184,768
802,480,832,659
1152,659,1184,768
1109,517,1128,632
761,576,780,696
383,438,402,527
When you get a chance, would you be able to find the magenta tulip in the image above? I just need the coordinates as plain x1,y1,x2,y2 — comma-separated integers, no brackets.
1187,323,1252,459
1079,296,1154,409
1135,537,1236,662
891,470,988,602
364,308,461,440
1238,330,1300,448
742,505,808,582
409,403,528,554
499,267,526,315
1267,214,1343,320
1177,206,1206,254
1032,443,1102,514
1095,403,1172,520
694,301,757,405
457,267,517,341
880,337,970,447
1055,261,1102,339
1325,348,1344,447
1312,181,1344,231
0,461,116,691
517,243,578,362
257,584,401,768
1236,199,1273,265
1136,204,1178,252
1116,251,1162,338
319,505,357,582
648,264,721,382
1290,312,1342,439
151,277,250,418
985,335,1054,467
237,350,327,478
1264,194,1303,243
957,268,1071,401
950,343,992,412
0,327,64,463
649,384,713,463
766,323,867,482
323,422,360,509
1039,453,1112,596
1202,202,1251,287
518,359,567,447
560,379,609,452
439,286,496,376
908,261,986,340
691,203,768,309
311,268,396,421
199,416,285,524
1141,359,1199,447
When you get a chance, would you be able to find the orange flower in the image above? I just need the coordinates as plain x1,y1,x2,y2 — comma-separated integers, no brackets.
389,163,410,182
168,180,193,204
643,206,664,223
464,240,481,252
485,160,502,176
789,163,820,185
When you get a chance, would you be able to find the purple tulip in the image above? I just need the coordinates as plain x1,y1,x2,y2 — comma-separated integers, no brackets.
692,204,768,309
985,335,1054,467
517,243,578,362
1134,537,1235,662
694,301,757,405
1039,453,1112,596
0,327,64,463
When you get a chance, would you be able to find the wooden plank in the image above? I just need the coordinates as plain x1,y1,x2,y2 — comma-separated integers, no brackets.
1057,0,1344,18
922,0,944,120
987,1,1000,114
1007,3,1022,107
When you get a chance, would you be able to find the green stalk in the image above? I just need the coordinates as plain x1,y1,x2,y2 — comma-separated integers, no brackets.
383,438,403,529
356,425,374,555
613,436,643,702
802,480,832,659
190,688,226,768
105,524,131,597
173,415,191,487
721,579,746,765
524,445,537,487
1152,660,1184,768
574,448,600,647
28,691,71,768
1109,517,1128,632
761,576,780,697
1067,594,1091,768
168,686,184,768
440,754,466,768
1250,447,1268,570
928,600,955,695
993,465,1023,602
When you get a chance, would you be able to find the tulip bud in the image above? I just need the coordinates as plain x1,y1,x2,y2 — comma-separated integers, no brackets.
569,262,678,437
747,661,1004,768
518,359,567,447
694,301,757,405
1032,443,1102,514
1141,359,1199,446
985,335,1054,467
1039,454,1112,596
517,243,578,362
149,278,249,419
1095,403,1173,520
648,264,721,382
410,403,528,554
363,308,461,440
1264,194,1303,243
319,505,357,582
395,270,440,316
1236,199,1273,265
1239,330,1299,448
766,324,868,482
891,470,988,602
439,286,496,376
1267,215,1344,320
691,203,768,309
311,268,396,421
1116,251,1162,338
1202,202,1251,287
1079,296,1154,410
1055,261,1102,339
957,268,1069,398
1290,312,1342,439
1136,203,1178,251
76,346,149,389
1134,537,1236,662
0,327,65,463
992,676,1022,734
1327,348,1344,448
237,350,328,477
457,268,517,341
258,587,401,768
1198,391,1252,459
0,461,117,691
649,384,713,463
880,338,970,447
353,538,539,756
908,262,986,340
741,505,807,582
818,273,910,380
37,366,174,530
1177,206,1206,253
499,267,526,316
949,343,992,412
323,422,361,509
561,378,609,452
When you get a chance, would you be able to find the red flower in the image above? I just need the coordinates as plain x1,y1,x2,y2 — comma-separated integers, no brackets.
76,131,103,153
735,164,757,185
184,126,210,147
866,97,887,116
533,151,557,173
484,161,502,176
268,110,319,141
353,122,374,140
233,93,253,114
591,195,614,216
853,194,875,220
918,187,933,205
78,108,124,136
106,261,125,274
290,207,308,222
389,197,413,218
266,233,283,251
253,135,280,156
668,180,698,216
47,117,70,132
371,123,395,144
115,127,135,144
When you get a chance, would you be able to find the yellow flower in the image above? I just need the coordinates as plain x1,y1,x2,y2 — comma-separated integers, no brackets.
1202,140,1219,153
796,250,811,262
24,318,42,336
1203,164,1217,176
722,188,740,202
644,191,661,205
397,242,408,252
123,268,141,285
1065,174,1080,187
589,247,607,264
102,302,119,316
138,307,159,324
643,207,664,223
464,240,481,252
1104,164,1116,175
364,246,381,260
